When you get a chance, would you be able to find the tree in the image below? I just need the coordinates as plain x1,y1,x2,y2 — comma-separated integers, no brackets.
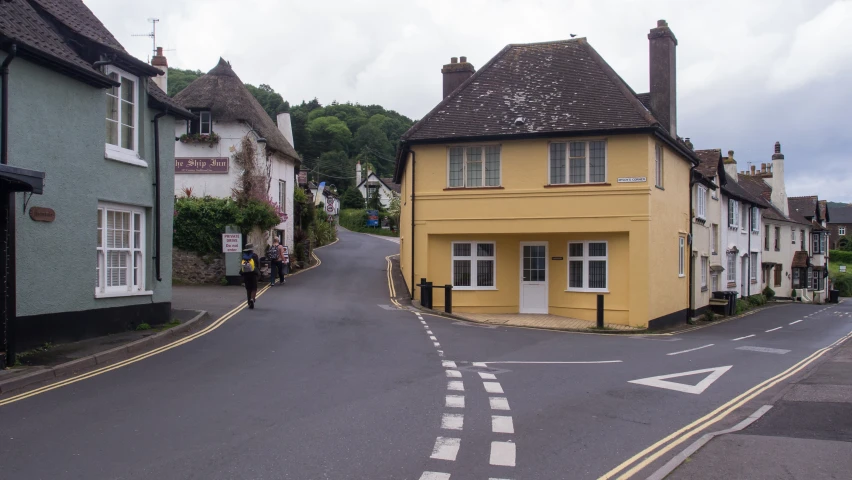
245,83,288,120
167,68,203,97
306,116,352,156
341,188,365,209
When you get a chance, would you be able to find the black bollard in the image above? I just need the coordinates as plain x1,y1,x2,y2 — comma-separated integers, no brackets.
597,294,604,329
445,285,453,314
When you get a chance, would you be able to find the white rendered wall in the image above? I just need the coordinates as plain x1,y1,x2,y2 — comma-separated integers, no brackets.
719,192,762,298
174,121,252,198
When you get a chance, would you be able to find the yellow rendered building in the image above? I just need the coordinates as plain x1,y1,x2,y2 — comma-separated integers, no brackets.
394,21,699,329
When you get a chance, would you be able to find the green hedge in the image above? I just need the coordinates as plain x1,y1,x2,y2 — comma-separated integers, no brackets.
174,197,281,255
831,250,852,265
339,208,399,237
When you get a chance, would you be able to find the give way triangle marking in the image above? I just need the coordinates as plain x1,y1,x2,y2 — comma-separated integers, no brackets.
628,365,733,395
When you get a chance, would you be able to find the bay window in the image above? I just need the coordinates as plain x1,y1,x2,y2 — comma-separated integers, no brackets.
568,241,608,291
96,203,146,296
448,146,501,188
452,242,496,289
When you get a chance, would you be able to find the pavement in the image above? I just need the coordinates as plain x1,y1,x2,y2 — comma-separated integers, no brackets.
452,311,641,331
0,229,850,479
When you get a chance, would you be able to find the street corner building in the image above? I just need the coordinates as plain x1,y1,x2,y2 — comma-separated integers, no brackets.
171,58,300,251
0,0,194,362
394,21,701,329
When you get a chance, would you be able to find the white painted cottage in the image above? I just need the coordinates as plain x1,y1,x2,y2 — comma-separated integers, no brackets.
171,58,299,249
356,161,400,209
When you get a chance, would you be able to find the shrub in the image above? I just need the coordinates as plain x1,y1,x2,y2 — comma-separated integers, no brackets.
762,286,775,300
341,188,366,209
831,250,852,264
833,273,852,297
736,299,750,314
174,196,281,255
703,310,716,322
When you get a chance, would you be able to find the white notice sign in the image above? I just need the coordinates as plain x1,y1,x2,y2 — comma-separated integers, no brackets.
617,177,647,183
841,265,847,273
222,233,242,253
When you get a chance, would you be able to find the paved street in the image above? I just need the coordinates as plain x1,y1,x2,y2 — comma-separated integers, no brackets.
2,230,851,479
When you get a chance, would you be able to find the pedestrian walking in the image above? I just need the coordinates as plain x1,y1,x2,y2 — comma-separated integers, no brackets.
267,238,287,286
282,245,291,277
240,243,260,309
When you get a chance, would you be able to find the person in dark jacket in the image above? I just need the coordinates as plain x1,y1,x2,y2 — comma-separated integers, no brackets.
240,244,260,309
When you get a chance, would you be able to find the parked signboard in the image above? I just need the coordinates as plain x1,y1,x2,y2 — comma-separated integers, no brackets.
222,233,242,253
366,209,379,227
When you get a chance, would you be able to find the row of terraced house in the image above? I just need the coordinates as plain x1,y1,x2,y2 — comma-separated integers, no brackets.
393,20,832,330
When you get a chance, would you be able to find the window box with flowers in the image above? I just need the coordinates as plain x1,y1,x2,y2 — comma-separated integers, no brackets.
179,132,221,146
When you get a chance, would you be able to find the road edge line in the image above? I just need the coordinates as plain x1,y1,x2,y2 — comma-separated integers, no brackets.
644,405,773,480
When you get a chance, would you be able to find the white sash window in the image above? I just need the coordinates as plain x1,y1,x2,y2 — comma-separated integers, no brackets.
97,203,146,296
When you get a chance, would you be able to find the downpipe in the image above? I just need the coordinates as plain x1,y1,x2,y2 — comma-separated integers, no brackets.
2,44,17,365
152,111,168,282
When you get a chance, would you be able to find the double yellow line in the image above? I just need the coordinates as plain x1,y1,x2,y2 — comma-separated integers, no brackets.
1,248,330,408
600,328,852,479
386,254,402,309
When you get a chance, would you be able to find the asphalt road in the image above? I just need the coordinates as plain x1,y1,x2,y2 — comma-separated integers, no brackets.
1,230,850,480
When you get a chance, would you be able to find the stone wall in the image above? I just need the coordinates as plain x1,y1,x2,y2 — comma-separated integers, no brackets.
173,248,226,284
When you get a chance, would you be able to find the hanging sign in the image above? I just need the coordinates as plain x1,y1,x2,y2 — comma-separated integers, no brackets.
222,233,242,253
29,207,55,222
175,157,229,173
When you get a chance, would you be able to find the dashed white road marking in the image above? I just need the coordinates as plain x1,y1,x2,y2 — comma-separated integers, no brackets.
447,381,464,391
434,342,441,348
790,320,803,325
419,472,450,480
475,360,622,364
490,397,511,410
430,336,438,341
473,362,488,367
667,344,714,356
484,382,504,394
441,413,464,430
765,327,783,332
427,330,433,334
431,437,461,461
492,415,514,434
732,334,756,341
736,346,791,355
490,441,516,466
446,370,462,378
446,395,465,408
442,361,457,368
479,372,497,380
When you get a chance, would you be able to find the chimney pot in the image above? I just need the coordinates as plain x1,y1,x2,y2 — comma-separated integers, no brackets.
451,57,458,64
728,150,734,160
657,19,668,27
775,141,781,154
751,165,756,175
442,56,476,99
156,47,163,56
460,56,467,63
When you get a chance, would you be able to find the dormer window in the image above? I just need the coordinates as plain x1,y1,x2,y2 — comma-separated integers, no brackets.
188,110,213,135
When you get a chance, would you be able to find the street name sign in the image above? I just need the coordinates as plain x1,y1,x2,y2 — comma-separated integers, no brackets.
617,177,647,183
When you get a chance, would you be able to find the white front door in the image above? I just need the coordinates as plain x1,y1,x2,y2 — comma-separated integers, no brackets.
520,242,548,314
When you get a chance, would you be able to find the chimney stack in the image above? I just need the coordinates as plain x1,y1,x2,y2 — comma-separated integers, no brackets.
771,141,788,216
723,149,738,181
760,163,766,173
750,165,756,175
356,161,362,186
276,112,295,148
441,56,475,99
648,20,678,137
151,46,168,93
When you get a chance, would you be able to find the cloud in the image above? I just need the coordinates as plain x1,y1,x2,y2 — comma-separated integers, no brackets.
85,0,851,201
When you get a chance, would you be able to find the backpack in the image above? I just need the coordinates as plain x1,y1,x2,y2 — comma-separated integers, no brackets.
241,256,256,273
267,245,280,261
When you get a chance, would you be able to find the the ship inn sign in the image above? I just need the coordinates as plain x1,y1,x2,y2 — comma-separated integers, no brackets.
175,157,229,174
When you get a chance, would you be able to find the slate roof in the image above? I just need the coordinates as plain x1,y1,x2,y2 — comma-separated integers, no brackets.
380,177,401,193
0,0,111,86
789,196,818,220
402,38,658,142
694,149,723,180
828,205,852,224
29,0,126,52
147,82,195,120
174,59,299,162
818,200,829,223
721,172,769,208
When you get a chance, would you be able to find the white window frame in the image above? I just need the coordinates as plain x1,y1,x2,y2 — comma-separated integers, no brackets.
812,232,821,254
278,179,286,214
199,111,212,135
840,226,847,236
774,226,781,251
750,252,758,282
548,140,607,185
104,65,146,167
728,199,739,228
727,252,736,282
792,227,796,244
451,241,497,290
655,144,664,188
447,145,502,188
96,202,150,298
741,204,747,230
751,207,759,232
567,241,609,292
696,185,707,220
678,237,685,277
701,256,708,288
764,225,770,251
711,223,718,255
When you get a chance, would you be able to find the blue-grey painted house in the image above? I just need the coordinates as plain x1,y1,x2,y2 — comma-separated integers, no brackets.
0,0,193,366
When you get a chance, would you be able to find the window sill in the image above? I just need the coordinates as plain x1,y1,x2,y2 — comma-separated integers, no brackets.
95,289,154,299
565,289,609,293
444,186,504,191
452,286,498,291
105,146,148,167
679,274,685,278
727,282,737,288
544,183,611,188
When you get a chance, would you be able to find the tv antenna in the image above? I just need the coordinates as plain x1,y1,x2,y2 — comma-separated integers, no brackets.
132,18,159,56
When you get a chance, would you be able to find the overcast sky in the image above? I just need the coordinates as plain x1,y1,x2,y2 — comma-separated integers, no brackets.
87,0,852,202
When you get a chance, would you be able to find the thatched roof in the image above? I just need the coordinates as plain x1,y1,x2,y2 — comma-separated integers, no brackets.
173,58,299,162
